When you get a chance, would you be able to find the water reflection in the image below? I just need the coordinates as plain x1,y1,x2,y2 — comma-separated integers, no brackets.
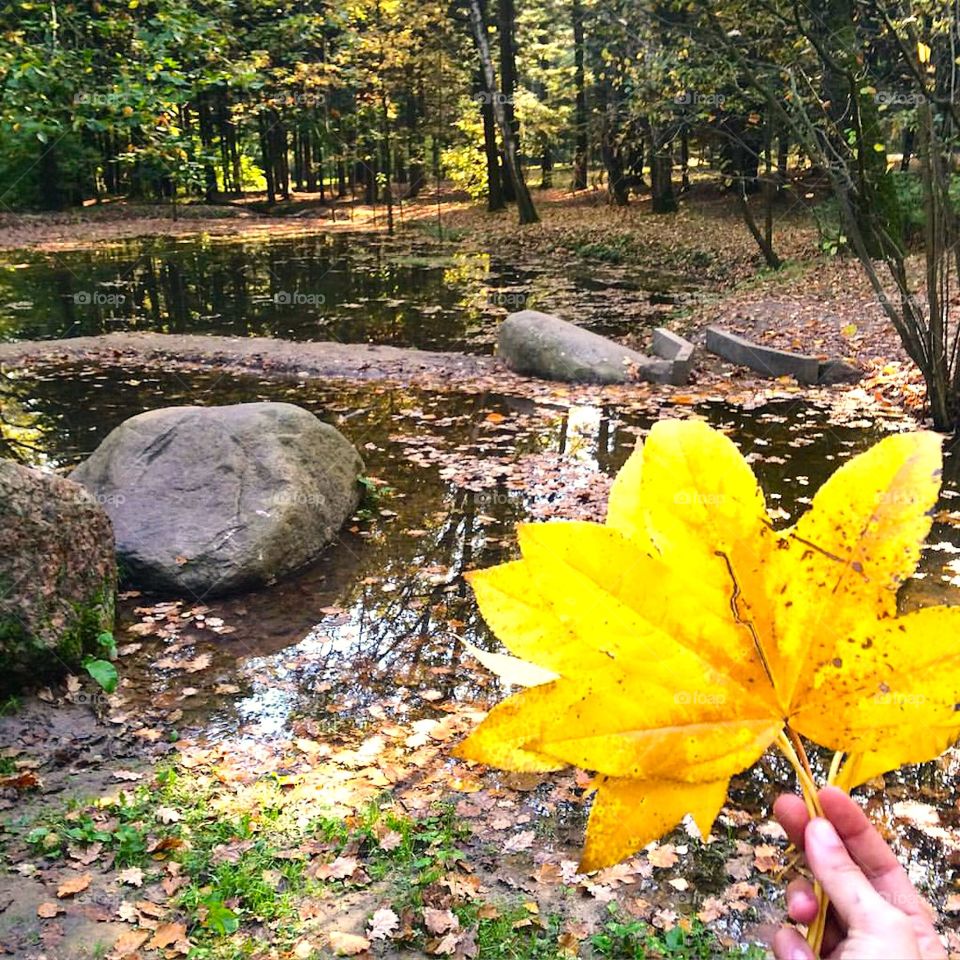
4,365,960,742
0,232,695,349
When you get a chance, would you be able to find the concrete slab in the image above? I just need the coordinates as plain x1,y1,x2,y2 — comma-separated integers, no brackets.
705,326,820,384
652,328,696,384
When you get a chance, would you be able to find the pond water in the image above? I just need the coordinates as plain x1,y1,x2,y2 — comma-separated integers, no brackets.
0,232,700,349
6,361,960,747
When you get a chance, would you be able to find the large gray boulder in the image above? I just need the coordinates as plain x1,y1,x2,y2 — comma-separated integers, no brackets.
0,461,116,682
71,403,364,598
499,310,675,384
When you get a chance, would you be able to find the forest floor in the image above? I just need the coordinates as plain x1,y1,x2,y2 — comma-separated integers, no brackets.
1,185,952,960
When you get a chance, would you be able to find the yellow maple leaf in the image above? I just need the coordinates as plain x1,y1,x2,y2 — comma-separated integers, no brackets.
455,419,960,872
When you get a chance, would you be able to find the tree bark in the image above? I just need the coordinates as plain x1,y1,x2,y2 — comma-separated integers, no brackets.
572,0,588,191
468,0,539,223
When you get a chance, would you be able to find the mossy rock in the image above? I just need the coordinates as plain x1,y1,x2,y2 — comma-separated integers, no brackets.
0,460,117,690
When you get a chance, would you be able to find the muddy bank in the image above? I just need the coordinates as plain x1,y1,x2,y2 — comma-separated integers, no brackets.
0,332,502,386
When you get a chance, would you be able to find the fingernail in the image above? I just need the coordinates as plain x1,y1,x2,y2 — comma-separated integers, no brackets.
791,948,810,960
809,816,842,849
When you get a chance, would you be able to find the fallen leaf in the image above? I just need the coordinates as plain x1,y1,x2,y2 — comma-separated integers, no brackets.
327,930,371,955
36,902,63,918
117,867,144,887
57,873,92,898
368,907,400,940
146,921,187,950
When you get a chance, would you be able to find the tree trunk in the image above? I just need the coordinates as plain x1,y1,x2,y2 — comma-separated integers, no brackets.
468,0,539,224
649,128,676,213
496,0,520,204
572,0,588,191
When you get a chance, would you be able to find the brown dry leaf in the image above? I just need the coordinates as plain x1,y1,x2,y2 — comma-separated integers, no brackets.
36,902,63,919
112,928,150,954
327,930,371,955
696,896,727,923
69,841,103,865
647,844,679,869
378,830,403,852
367,907,400,940
117,902,139,923
155,806,182,824
57,872,92,898
724,855,753,880
503,830,535,852
146,921,187,950
116,867,144,887
424,907,458,935
0,771,41,790
557,931,581,958
753,844,780,873
312,856,359,881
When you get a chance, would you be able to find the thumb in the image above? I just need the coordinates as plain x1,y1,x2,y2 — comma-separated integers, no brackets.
804,816,888,929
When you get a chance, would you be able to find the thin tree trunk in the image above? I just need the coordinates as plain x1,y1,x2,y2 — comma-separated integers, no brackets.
468,0,539,224
572,0,588,191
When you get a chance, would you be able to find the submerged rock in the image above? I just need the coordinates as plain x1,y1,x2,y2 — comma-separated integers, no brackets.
71,402,364,598
0,460,116,682
498,310,675,384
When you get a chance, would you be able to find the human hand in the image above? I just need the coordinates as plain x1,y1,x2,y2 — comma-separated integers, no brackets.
772,786,945,960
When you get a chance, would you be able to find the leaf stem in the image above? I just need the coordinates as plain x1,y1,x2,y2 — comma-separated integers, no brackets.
776,728,828,957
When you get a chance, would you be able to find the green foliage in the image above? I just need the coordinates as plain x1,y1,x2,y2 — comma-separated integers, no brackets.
590,909,765,959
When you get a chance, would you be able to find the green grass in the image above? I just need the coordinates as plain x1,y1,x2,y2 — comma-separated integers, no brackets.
12,766,768,960
590,908,766,959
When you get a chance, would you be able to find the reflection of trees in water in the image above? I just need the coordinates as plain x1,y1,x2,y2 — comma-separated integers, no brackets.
278,485,523,717
1,235,492,347
0,369,50,464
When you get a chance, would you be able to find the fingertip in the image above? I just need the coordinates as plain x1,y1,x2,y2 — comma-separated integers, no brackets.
774,793,810,848
785,878,818,924
772,925,814,960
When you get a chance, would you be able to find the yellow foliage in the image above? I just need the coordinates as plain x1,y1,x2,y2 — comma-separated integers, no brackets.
455,419,960,870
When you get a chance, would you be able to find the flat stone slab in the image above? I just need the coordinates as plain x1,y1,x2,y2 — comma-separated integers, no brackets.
499,310,675,385
705,326,820,384
652,328,696,384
